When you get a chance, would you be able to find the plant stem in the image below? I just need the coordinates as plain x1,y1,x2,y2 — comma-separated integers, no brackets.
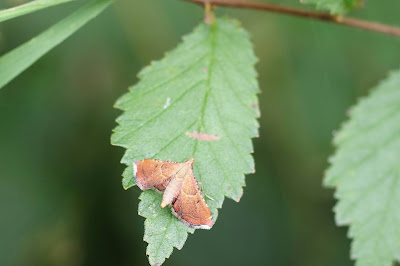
183,0,400,37
204,2,216,24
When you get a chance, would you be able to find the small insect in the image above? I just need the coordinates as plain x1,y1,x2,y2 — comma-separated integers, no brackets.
134,158,213,229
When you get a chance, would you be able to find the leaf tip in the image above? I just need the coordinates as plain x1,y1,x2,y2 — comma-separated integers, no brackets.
235,188,244,202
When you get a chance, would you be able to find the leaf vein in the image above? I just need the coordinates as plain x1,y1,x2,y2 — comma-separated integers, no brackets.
116,79,205,143
134,52,209,100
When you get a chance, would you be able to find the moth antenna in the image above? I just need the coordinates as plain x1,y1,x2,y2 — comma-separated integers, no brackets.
197,181,214,201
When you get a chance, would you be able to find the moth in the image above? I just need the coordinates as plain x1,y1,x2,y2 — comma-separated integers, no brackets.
134,158,213,229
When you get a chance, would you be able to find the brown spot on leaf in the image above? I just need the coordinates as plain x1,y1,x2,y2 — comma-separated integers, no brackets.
186,131,220,141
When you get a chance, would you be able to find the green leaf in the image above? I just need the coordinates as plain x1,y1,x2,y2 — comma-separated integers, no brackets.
0,0,112,90
0,0,77,23
112,18,259,265
302,0,362,14
325,69,400,266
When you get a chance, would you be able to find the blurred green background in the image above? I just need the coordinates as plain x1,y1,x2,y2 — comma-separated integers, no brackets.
1,0,399,265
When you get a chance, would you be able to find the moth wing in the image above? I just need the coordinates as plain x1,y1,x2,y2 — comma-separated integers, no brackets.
172,171,213,229
134,159,180,191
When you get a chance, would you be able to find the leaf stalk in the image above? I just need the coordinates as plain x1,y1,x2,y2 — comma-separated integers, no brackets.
204,1,216,25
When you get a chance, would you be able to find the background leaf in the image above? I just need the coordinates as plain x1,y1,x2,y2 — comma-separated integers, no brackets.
301,0,363,14
325,69,400,266
112,18,259,265
0,0,77,23
0,0,111,90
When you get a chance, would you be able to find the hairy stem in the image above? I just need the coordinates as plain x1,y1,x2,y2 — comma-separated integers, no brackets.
184,0,400,37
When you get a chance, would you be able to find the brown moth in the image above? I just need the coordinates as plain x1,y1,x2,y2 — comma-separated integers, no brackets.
133,158,213,229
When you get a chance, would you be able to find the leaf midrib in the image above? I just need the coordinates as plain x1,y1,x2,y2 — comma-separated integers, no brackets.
192,23,218,159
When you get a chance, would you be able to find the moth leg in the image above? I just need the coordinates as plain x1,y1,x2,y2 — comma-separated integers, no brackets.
197,181,214,201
